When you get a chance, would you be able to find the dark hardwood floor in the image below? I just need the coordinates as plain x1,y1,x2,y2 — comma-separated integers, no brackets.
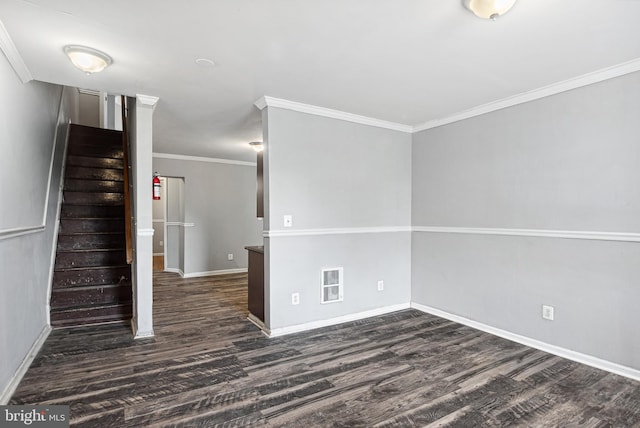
11,272,640,427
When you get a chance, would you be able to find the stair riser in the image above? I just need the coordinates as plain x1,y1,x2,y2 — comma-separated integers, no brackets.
55,250,127,269
51,286,132,309
66,155,123,169
60,219,124,233
69,124,123,140
63,192,124,206
50,304,133,327
52,267,131,287
57,234,125,251
61,205,124,219
51,125,132,328
65,166,123,181
65,178,124,193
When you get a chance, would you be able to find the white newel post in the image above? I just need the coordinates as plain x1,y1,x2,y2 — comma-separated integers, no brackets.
132,94,159,338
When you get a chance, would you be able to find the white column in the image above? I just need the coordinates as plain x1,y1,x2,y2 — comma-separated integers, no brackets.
132,93,159,338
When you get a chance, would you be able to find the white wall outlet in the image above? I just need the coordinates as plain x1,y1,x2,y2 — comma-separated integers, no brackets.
227,253,234,261
291,292,300,305
159,241,163,247
542,304,554,321
377,280,384,291
284,215,293,228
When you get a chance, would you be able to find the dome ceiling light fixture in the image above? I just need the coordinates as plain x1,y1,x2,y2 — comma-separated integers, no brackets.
63,45,113,74
463,0,517,20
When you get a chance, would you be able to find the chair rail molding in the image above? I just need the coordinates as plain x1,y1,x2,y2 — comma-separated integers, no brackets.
412,226,640,243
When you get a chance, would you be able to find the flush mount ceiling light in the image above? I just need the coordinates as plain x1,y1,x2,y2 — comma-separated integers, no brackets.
463,0,517,20
249,142,264,152
63,45,112,74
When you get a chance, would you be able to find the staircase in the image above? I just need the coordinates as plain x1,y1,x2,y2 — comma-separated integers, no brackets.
50,124,133,327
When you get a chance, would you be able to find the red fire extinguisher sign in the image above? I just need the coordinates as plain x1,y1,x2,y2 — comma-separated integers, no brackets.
153,174,161,200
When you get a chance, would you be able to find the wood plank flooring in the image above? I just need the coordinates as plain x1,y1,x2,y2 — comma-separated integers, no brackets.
11,272,640,427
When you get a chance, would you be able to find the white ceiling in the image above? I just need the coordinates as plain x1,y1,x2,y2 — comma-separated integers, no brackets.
1,0,640,162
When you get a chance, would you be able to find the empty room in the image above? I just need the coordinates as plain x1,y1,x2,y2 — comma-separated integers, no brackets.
1,1,639,426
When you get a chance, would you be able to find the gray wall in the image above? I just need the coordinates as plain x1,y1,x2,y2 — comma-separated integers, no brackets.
165,176,185,273
264,108,412,329
152,157,263,276
412,71,640,370
0,51,76,401
77,91,100,128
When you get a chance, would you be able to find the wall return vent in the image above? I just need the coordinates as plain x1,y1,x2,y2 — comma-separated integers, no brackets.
321,267,343,304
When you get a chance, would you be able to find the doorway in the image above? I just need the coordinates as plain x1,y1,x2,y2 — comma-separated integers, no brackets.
162,177,185,275
152,176,167,271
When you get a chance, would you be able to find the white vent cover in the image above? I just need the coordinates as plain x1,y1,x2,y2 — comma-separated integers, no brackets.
321,267,343,304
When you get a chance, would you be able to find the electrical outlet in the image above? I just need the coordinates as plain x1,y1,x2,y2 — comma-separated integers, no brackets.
542,304,554,321
377,280,384,291
291,292,300,305
159,241,163,247
227,253,234,261
284,215,293,228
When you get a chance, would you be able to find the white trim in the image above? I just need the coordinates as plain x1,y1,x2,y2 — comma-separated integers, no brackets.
164,268,184,277
412,226,640,243
153,152,256,167
136,94,159,110
153,252,164,256
77,88,100,96
254,96,413,133
0,225,45,240
247,313,267,334
266,303,410,337
182,268,248,278
152,219,164,223
411,303,640,382
0,325,51,404
131,318,154,339
0,19,32,83
166,222,195,227
137,228,154,236
265,226,411,238
46,99,73,325
414,58,640,132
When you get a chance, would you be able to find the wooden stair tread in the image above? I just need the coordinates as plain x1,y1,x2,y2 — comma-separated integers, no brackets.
51,124,132,327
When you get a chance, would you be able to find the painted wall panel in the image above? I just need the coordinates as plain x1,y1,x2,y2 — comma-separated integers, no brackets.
412,71,640,370
0,51,76,400
153,158,262,275
264,108,412,330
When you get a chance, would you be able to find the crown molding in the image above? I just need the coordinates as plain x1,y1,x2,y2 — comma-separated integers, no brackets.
78,88,101,96
254,96,413,133
136,94,160,110
153,152,256,167
0,19,32,83
414,58,640,132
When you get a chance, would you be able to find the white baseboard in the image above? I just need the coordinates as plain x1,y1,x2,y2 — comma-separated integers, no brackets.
0,325,51,404
411,302,640,382
131,317,154,340
182,268,247,278
266,303,411,338
247,313,268,334
164,268,184,277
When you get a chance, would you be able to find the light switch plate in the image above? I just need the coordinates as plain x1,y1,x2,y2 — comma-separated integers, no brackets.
284,215,293,228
